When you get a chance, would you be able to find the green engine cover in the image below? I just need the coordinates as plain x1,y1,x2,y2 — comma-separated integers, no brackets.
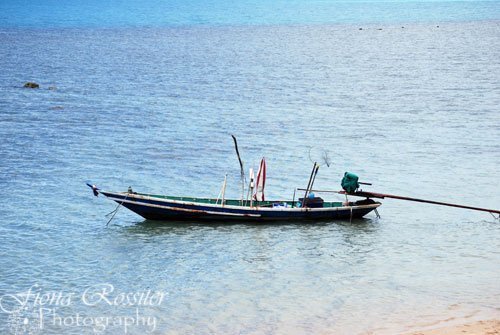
341,172,359,194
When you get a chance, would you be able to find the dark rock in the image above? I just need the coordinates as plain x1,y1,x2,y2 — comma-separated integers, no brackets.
359,28,363,30
24,82,39,88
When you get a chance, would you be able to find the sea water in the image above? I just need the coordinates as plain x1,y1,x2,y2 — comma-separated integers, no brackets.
0,1,499,334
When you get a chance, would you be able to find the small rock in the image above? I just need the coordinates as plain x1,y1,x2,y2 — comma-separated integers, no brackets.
377,28,383,31
359,28,363,30
24,82,39,88
436,25,440,28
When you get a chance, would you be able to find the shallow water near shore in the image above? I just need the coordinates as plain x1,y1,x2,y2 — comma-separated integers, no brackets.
1,13,500,335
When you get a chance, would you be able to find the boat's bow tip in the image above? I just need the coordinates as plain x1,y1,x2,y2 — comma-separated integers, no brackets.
86,183,100,197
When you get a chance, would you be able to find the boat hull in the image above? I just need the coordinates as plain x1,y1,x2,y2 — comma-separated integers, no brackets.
101,191,381,222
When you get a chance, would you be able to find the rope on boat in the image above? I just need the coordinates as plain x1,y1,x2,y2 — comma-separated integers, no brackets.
490,212,500,221
105,193,129,226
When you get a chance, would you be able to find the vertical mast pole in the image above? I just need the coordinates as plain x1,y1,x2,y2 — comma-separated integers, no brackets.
231,135,245,204
221,174,227,207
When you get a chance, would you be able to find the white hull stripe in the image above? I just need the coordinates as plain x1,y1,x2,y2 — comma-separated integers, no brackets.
106,196,263,217
104,193,380,214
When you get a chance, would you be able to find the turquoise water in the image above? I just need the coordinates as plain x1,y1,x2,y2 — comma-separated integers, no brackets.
1,0,500,27
1,1,500,334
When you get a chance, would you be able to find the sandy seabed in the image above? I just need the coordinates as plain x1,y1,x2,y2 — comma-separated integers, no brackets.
405,319,500,335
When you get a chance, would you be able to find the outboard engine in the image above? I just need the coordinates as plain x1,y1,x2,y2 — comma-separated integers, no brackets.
341,172,360,194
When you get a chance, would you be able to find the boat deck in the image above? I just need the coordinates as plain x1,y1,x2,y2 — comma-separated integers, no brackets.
135,193,346,208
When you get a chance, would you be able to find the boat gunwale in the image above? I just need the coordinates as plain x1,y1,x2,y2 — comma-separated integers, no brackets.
100,190,381,213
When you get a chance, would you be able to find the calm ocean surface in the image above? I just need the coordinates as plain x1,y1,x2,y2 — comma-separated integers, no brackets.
1,1,499,334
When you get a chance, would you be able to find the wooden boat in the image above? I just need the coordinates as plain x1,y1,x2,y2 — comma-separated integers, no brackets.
90,188,381,222
87,138,382,222
87,137,499,223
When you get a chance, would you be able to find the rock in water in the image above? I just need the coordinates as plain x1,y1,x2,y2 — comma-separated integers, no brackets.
49,106,64,110
24,82,39,88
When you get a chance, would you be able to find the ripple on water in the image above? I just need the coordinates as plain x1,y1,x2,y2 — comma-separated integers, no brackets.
0,21,499,334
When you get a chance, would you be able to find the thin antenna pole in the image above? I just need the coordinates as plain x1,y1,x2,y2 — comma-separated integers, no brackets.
221,174,227,207
248,168,254,208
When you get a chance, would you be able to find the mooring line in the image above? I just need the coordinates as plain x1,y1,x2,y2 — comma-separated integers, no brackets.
106,194,129,226
489,212,500,221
